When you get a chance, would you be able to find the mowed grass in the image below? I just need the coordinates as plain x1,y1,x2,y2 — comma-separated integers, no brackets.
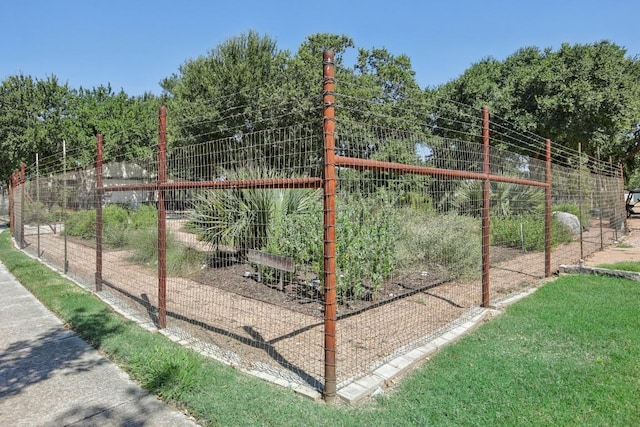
597,260,640,272
0,229,638,426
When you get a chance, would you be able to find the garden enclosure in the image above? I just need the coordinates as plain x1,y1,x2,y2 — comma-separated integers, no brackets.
8,51,625,402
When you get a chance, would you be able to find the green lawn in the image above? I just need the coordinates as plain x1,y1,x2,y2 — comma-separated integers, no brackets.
597,260,640,272
1,230,638,426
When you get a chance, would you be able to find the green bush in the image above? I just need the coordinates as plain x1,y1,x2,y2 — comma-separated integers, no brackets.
397,211,481,279
335,194,399,301
265,209,322,274
187,169,320,252
128,227,204,277
265,191,399,302
64,205,158,248
65,209,96,239
129,204,157,229
491,215,573,252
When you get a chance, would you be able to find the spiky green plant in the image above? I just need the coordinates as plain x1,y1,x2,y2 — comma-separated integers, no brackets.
187,168,320,254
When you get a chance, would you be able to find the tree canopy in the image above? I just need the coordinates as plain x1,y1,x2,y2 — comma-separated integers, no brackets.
437,41,640,172
1,34,639,184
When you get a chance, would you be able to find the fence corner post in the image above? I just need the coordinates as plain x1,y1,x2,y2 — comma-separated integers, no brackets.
544,139,552,277
322,50,338,403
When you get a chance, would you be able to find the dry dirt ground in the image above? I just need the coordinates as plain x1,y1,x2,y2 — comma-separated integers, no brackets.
18,217,636,392
583,216,640,266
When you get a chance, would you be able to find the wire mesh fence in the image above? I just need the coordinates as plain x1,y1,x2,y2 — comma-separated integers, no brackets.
7,52,626,402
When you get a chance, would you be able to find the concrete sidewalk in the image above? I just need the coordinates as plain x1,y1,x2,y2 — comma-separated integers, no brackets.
0,250,199,425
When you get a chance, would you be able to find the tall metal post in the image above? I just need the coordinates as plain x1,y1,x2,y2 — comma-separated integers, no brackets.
578,143,584,261
545,139,552,277
157,106,168,329
63,141,68,273
95,134,104,291
620,162,627,233
36,153,41,257
20,163,25,249
9,171,16,239
322,50,338,402
481,106,491,308
9,172,14,236
597,148,603,249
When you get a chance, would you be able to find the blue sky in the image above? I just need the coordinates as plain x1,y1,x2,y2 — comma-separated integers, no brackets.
2,0,638,96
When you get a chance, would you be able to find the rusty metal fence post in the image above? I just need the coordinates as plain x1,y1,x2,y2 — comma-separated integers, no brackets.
545,139,552,277
20,163,25,249
322,50,338,403
157,106,168,329
9,171,14,236
36,153,40,257
95,133,104,291
481,107,491,307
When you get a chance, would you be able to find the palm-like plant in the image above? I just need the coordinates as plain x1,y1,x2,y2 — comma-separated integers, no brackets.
187,168,320,255
452,180,545,217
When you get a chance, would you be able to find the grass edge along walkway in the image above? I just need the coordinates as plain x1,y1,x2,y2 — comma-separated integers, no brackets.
0,230,638,426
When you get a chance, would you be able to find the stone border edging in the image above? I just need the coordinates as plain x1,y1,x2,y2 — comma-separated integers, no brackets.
559,264,640,281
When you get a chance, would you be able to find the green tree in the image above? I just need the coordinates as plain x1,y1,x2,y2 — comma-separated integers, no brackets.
68,85,159,165
0,74,72,180
436,41,640,172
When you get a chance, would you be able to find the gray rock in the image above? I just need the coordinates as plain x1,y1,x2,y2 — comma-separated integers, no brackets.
553,211,582,234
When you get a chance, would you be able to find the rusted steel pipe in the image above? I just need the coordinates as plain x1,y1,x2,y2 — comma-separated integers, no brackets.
157,106,168,329
100,177,323,193
9,172,15,235
20,163,25,248
481,106,491,308
335,156,549,188
322,50,338,403
95,134,104,291
544,139,552,277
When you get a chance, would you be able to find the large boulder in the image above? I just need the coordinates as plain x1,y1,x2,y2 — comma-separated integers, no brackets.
553,211,582,235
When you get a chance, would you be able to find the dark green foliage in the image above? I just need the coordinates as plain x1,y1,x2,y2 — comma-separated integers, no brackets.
64,209,96,240
335,193,400,300
438,41,640,174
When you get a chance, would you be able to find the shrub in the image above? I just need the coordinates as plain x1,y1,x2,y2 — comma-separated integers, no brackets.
396,211,481,279
65,209,96,240
491,215,573,252
64,205,158,248
335,193,399,301
265,190,399,302
128,227,205,277
187,169,320,253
